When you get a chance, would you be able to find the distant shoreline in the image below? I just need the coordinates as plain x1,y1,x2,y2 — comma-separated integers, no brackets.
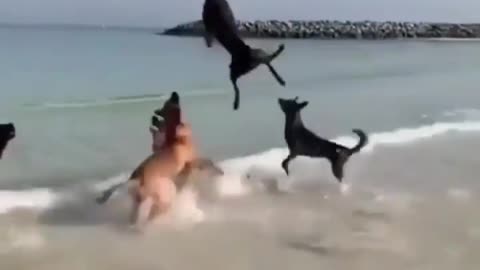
0,22,161,33
160,20,480,40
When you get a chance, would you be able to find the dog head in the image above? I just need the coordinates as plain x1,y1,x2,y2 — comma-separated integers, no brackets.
154,91,181,119
0,122,15,159
150,93,178,131
278,96,309,114
153,92,183,143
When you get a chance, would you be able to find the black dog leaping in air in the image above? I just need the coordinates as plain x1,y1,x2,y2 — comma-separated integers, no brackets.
202,0,286,110
278,97,368,183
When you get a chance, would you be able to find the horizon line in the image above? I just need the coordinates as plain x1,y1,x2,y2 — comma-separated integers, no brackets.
0,22,165,31
2,19,480,31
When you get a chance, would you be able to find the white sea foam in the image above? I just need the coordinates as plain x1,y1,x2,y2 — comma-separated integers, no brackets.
0,120,479,218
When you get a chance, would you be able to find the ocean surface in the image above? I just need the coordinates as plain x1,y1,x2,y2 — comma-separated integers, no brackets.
1,26,480,269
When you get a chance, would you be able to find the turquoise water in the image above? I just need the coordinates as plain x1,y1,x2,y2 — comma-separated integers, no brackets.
1,27,480,269
2,28,480,187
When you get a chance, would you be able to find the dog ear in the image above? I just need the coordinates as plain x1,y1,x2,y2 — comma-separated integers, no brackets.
154,94,175,117
169,92,180,105
298,101,309,109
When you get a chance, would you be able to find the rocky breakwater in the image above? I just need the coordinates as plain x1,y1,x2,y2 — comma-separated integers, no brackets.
161,20,480,39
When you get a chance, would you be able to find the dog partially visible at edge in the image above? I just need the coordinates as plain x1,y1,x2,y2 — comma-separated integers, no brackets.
202,0,286,110
0,123,15,159
96,92,223,229
278,97,368,183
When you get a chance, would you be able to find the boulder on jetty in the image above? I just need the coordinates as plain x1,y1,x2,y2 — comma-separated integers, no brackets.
160,19,480,39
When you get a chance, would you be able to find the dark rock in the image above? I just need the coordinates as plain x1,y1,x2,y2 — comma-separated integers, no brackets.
160,19,480,40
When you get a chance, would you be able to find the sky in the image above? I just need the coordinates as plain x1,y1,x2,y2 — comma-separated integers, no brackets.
0,0,479,27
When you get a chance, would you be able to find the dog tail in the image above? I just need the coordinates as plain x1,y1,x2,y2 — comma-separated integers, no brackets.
348,129,368,154
329,129,367,183
95,181,128,204
96,167,140,204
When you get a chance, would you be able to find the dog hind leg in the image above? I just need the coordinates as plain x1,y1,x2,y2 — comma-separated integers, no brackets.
266,63,286,86
329,151,350,183
266,44,285,62
251,44,285,63
265,44,286,86
249,45,286,86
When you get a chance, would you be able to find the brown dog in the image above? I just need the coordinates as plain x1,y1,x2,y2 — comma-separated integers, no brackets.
96,92,223,229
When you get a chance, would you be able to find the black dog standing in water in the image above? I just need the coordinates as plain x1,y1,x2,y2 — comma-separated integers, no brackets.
278,97,368,183
202,0,286,110
0,123,15,159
